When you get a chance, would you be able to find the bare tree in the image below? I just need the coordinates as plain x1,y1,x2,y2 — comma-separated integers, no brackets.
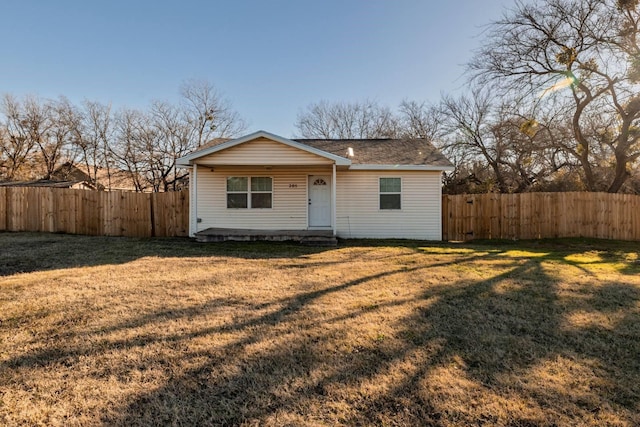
470,0,640,192
0,80,247,190
440,88,569,193
46,97,80,179
398,100,442,140
0,94,36,180
295,100,400,139
58,79,247,192
180,79,246,146
111,108,150,192
441,91,511,193
148,101,193,191
72,101,114,188
132,80,247,192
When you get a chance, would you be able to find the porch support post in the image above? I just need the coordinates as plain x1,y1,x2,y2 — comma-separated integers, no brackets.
332,163,337,236
190,163,198,237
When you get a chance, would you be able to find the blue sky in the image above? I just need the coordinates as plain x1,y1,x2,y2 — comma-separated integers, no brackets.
1,0,511,137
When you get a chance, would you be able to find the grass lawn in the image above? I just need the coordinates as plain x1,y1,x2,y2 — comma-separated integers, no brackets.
1,232,639,426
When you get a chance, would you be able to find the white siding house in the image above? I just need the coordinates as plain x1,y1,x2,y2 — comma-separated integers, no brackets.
177,130,453,241
336,170,443,239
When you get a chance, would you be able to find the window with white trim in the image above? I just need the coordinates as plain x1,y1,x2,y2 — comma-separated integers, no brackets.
226,176,272,209
379,177,401,210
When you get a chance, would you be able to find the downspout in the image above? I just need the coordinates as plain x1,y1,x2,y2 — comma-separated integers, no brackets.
332,163,337,236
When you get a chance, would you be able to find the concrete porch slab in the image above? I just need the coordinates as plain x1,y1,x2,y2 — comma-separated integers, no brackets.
194,228,337,246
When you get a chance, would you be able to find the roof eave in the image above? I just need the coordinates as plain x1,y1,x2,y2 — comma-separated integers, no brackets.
348,164,454,171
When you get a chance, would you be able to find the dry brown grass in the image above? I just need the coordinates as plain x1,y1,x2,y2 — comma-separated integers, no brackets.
0,233,639,426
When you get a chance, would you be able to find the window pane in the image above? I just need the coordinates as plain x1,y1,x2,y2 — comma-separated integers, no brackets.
227,193,248,208
227,177,247,192
251,193,272,208
251,177,272,192
380,178,401,193
380,194,401,210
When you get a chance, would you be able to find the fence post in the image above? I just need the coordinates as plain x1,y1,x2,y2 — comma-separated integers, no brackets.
441,195,448,241
150,192,156,238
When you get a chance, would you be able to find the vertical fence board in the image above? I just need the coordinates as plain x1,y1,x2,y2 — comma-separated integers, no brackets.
441,195,448,241
0,187,6,231
491,193,501,240
7,187,24,231
632,194,637,240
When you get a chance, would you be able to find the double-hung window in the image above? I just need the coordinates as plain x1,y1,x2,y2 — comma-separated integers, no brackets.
379,177,401,210
226,176,272,209
250,177,272,208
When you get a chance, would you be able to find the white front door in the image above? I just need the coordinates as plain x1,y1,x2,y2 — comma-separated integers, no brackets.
308,175,331,227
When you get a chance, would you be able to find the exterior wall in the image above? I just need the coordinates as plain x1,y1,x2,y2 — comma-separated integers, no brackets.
335,170,442,240
192,165,444,240
194,166,332,233
196,137,334,166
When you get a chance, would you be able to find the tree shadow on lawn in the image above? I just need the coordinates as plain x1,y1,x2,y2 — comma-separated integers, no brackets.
1,231,636,278
107,254,638,425
0,231,340,277
3,235,640,425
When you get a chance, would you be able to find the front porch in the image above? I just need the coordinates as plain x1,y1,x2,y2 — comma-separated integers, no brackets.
194,227,337,246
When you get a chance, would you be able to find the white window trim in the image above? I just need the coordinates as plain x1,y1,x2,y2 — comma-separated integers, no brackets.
226,176,273,209
379,177,402,211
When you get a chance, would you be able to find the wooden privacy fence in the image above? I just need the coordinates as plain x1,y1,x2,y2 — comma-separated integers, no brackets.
442,192,640,242
1,188,639,241
0,187,189,237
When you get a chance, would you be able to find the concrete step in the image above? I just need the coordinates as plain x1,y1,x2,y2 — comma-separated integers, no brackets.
299,236,338,246
194,228,337,246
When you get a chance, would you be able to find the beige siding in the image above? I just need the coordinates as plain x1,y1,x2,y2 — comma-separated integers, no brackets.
193,165,443,240
336,170,442,240
195,166,332,232
197,137,334,166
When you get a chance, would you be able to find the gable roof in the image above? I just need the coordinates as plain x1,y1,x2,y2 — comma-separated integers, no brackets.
177,130,351,166
51,162,139,191
177,130,453,170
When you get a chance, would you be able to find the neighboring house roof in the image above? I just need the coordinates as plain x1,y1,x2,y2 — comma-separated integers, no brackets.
93,167,139,191
52,162,139,191
178,130,454,170
0,179,97,190
50,162,93,182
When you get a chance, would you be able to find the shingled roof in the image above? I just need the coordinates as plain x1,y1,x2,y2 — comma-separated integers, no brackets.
183,132,452,168
294,138,452,167
0,179,97,189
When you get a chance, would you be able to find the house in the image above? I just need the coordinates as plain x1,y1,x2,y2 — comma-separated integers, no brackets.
177,130,454,241
52,162,140,192
0,163,142,192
